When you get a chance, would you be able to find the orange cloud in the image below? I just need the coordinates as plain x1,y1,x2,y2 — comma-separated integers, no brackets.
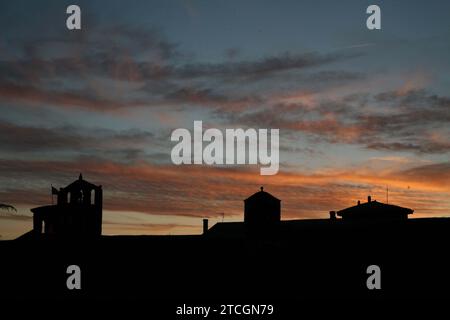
0,157,448,240
0,158,448,221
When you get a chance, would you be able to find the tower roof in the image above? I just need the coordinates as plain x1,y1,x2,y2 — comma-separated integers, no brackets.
244,187,280,202
63,173,99,191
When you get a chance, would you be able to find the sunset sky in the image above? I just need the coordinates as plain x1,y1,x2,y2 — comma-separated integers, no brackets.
1,0,449,239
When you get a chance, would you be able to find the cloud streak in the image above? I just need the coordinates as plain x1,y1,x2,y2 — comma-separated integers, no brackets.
0,24,366,114
0,158,448,221
222,89,450,154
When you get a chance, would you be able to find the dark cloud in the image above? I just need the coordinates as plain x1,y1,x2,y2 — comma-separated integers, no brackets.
0,22,366,113
302,70,364,85
163,87,262,110
0,120,163,162
366,141,450,154
0,120,83,151
172,51,362,80
219,89,450,154
1,24,179,82
1,22,446,162
399,162,450,188
357,89,450,153
0,82,140,111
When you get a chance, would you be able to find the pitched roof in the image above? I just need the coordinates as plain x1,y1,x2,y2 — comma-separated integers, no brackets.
337,200,413,217
63,173,99,191
244,187,280,202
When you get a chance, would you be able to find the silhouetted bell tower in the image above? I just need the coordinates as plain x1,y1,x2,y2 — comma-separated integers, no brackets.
32,174,102,237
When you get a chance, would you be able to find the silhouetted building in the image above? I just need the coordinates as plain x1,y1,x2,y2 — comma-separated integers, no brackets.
336,196,413,221
244,187,281,227
31,174,102,237
205,187,281,237
205,191,417,238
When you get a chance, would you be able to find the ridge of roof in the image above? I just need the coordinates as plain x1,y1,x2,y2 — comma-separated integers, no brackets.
337,200,413,216
244,188,280,202
63,175,99,190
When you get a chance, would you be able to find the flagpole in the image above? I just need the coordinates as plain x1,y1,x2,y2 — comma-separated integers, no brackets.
51,184,54,205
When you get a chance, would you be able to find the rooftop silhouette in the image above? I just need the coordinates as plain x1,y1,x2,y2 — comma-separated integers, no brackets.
22,178,420,240
335,196,413,221
30,174,102,238
6,177,450,301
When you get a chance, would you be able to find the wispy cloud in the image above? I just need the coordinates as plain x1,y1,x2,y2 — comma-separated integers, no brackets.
220,89,450,154
0,158,448,221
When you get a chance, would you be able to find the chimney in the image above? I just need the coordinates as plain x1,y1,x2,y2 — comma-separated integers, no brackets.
357,200,361,205
368,195,372,203
202,218,208,235
329,211,336,220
